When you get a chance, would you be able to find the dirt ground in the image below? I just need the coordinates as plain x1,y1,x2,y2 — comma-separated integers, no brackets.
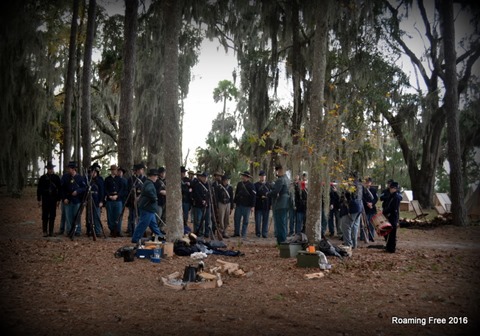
0,187,479,336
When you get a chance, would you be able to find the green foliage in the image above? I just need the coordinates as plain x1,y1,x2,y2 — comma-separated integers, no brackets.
435,164,450,194
213,80,238,104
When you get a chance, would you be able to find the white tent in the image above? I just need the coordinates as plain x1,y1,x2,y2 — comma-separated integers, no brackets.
434,193,452,215
466,184,480,221
400,190,413,211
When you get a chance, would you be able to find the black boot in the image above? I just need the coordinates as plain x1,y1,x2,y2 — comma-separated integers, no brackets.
48,219,55,237
42,220,48,237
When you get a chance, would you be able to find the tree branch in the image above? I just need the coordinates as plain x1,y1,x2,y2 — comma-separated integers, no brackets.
384,0,432,88
92,113,117,143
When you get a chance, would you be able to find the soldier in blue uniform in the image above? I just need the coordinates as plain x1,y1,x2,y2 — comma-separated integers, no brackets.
216,174,234,238
37,161,61,237
60,161,86,236
104,164,124,237
254,170,271,238
192,172,211,237
116,167,129,206
233,171,256,238
126,163,146,236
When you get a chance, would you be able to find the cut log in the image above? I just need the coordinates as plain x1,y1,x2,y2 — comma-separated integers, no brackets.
185,280,217,290
166,271,181,280
232,269,245,277
216,259,239,274
198,271,217,280
304,272,325,280
161,277,183,290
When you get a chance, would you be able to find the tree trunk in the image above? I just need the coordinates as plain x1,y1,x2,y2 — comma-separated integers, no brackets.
290,0,303,140
440,0,467,226
81,0,97,169
288,0,303,176
62,0,80,170
163,0,183,240
118,0,138,175
306,0,331,245
382,106,445,208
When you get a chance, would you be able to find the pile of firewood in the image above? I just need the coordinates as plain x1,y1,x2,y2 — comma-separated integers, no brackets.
399,216,453,229
161,259,252,291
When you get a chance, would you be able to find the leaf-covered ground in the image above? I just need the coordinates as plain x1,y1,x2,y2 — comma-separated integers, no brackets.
0,187,479,336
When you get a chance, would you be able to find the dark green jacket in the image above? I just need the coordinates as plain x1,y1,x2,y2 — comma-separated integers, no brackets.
270,175,291,210
137,179,158,213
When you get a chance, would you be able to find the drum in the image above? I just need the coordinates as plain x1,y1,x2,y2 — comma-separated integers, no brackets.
371,213,393,237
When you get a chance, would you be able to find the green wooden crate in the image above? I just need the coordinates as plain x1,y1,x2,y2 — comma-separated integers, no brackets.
296,250,320,268
279,243,303,258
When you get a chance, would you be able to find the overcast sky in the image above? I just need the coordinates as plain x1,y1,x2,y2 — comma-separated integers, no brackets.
182,39,239,167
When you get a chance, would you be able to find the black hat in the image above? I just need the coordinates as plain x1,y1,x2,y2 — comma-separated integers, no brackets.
390,181,399,189
240,171,252,178
274,164,282,171
67,161,77,169
133,163,146,170
365,177,373,182
118,167,127,174
147,168,159,176
46,161,55,169
180,166,187,173
221,174,230,181
90,162,101,172
158,166,166,173
259,170,266,176
198,171,208,177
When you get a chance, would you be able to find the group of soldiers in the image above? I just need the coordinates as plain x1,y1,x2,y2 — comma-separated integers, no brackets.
37,160,149,239
37,161,401,251
36,160,292,244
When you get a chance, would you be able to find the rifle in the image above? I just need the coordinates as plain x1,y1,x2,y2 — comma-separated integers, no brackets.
68,169,91,240
207,180,223,241
360,208,371,244
115,176,143,228
120,175,144,232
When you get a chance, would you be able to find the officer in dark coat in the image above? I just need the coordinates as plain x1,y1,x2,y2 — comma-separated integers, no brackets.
116,167,129,206
37,161,61,236
254,170,272,238
216,174,234,238
86,162,104,237
192,172,211,237
383,181,402,253
104,165,124,237
361,177,378,241
180,166,192,227
233,171,256,238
